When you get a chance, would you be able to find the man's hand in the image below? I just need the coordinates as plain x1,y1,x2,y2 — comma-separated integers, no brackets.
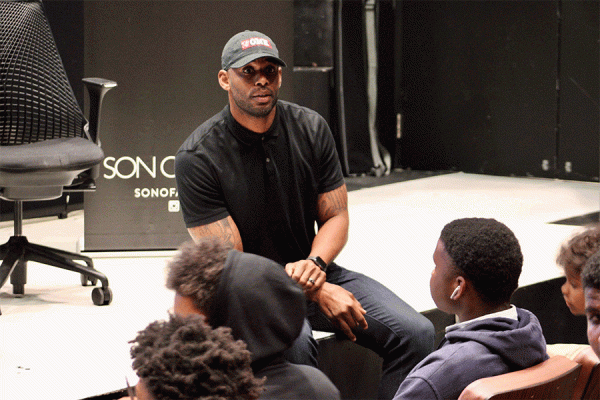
308,282,368,341
285,259,326,294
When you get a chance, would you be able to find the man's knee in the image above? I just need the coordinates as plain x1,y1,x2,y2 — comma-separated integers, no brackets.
410,315,435,354
387,311,435,357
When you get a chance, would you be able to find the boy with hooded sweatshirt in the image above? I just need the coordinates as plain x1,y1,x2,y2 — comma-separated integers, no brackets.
166,238,341,400
394,217,548,400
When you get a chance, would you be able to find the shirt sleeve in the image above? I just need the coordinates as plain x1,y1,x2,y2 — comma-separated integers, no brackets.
174,149,229,228
314,114,345,194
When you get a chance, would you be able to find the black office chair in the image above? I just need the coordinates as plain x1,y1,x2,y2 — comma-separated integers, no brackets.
0,0,116,307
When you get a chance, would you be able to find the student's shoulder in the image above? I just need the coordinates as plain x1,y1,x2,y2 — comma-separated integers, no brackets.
395,343,499,400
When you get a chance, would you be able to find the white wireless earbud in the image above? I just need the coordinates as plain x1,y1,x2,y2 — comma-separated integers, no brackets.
450,286,460,300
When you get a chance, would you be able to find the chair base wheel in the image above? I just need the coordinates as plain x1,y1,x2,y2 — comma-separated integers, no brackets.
92,287,112,306
13,284,24,297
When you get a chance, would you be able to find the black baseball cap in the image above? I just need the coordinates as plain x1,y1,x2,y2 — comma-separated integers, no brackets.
221,30,286,70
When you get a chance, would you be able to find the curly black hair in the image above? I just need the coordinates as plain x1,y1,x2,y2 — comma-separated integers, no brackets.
582,249,600,291
130,313,264,400
166,238,230,313
556,223,600,277
440,218,523,305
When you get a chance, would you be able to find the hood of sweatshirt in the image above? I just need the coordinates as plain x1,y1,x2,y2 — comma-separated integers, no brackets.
206,250,306,363
395,307,548,400
443,307,547,370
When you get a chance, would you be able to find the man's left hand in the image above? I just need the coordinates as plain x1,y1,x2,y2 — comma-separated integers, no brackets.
285,259,326,293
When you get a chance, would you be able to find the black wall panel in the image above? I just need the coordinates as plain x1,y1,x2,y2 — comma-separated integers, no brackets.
294,67,335,127
376,0,399,169
338,0,375,174
294,0,335,67
399,1,559,178
293,1,344,171
294,0,378,175
557,0,600,181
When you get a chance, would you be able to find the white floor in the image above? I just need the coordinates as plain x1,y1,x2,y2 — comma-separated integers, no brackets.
1,171,599,400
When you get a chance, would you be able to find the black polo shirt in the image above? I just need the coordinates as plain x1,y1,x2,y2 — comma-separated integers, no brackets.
175,101,344,265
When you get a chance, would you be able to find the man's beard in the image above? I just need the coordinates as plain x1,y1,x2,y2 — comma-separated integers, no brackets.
231,88,278,118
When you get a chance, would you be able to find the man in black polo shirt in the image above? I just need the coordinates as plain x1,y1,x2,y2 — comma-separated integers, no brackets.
174,30,434,399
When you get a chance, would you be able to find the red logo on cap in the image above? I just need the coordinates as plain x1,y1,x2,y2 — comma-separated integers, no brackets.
240,37,273,50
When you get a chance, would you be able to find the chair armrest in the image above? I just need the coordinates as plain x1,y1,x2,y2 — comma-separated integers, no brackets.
458,356,581,400
82,77,117,145
71,78,117,186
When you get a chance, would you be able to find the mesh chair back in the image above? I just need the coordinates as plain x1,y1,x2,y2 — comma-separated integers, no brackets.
0,0,87,146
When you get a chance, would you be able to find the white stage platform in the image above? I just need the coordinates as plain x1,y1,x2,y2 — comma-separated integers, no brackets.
1,171,599,400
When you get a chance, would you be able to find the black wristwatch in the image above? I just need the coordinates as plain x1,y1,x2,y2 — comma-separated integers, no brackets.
307,256,328,272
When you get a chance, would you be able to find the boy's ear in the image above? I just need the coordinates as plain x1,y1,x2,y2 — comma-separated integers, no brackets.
451,276,466,300
218,70,230,91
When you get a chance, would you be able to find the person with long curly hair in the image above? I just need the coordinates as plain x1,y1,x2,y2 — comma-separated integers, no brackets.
121,313,264,400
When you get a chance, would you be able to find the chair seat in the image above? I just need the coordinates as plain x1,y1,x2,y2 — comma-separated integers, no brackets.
0,137,104,200
0,137,104,173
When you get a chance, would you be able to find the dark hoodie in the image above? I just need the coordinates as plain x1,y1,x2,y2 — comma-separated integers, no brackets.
393,307,548,400
207,250,341,399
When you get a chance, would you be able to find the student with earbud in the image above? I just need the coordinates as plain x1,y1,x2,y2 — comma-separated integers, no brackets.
393,218,549,400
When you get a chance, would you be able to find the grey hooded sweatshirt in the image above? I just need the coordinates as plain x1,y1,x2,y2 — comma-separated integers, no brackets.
394,307,548,400
207,250,341,399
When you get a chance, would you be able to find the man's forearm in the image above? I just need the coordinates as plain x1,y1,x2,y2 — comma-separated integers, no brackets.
310,211,349,265
312,184,349,264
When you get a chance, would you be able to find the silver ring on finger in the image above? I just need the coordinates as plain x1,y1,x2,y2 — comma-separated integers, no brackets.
308,278,315,284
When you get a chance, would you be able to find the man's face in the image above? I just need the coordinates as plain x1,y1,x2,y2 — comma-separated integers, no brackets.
224,57,281,119
585,286,600,358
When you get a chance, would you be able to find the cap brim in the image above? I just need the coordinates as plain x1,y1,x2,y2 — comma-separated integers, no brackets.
227,53,286,70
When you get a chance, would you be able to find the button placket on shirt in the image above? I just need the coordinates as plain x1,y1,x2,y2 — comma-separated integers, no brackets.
262,136,276,178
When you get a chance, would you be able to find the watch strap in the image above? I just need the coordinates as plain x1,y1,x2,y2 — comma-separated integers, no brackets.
307,256,328,272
